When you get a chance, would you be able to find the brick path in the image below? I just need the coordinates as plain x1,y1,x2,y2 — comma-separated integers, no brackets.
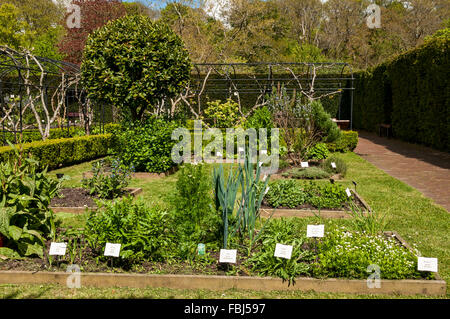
354,131,450,212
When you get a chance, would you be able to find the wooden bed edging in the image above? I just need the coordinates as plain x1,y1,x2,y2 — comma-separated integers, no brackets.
260,189,371,219
0,271,445,296
0,231,445,296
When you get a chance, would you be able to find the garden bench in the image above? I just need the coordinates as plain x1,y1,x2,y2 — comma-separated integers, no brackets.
378,123,392,138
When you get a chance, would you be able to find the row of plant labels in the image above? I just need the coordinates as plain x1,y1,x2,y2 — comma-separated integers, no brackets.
48,224,438,273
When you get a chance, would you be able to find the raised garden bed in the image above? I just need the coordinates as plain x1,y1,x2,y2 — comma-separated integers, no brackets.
49,187,142,214
0,232,445,296
261,189,371,219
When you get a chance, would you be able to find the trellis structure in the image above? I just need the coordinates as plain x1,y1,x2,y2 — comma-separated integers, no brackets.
167,62,354,128
0,46,99,144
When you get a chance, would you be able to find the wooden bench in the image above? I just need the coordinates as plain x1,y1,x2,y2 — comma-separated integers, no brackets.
379,123,392,138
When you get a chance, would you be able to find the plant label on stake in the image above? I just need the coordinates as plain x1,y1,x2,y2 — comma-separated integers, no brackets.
307,225,325,238
260,149,267,155
417,257,438,272
104,243,121,257
345,188,352,197
274,243,293,259
197,243,205,256
49,242,67,256
331,162,337,169
301,162,309,168
238,147,245,156
216,151,222,158
219,249,237,263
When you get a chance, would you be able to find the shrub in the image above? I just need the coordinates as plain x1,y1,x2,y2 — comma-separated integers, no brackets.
203,99,244,128
307,142,330,160
321,156,347,177
0,134,113,170
0,143,62,258
84,197,174,263
170,162,219,252
82,158,133,199
81,15,191,121
116,117,180,173
244,106,274,131
326,131,358,152
312,227,430,280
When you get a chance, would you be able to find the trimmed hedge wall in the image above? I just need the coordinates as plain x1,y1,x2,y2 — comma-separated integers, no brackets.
352,33,449,151
0,134,113,170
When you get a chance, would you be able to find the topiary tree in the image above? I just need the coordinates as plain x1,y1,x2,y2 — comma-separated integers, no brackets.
81,14,192,121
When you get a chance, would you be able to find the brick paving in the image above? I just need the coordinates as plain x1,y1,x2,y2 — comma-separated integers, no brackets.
354,131,450,212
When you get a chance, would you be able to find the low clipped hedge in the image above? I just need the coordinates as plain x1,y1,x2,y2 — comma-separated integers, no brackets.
0,134,113,170
326,130,358,152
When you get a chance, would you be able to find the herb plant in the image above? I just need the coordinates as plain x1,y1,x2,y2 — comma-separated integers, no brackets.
82,158,133,199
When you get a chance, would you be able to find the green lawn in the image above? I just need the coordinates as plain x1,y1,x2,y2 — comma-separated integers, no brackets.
3,152,448,299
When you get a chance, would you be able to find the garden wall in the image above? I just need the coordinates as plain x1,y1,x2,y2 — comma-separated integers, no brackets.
350,35,449,151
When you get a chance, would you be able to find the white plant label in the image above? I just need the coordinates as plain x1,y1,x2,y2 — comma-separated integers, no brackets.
104,243,121,257
238,147,245,154
301,162,309,168
258,161,263,167
346,188,352,197
262,175,268,182
417,257,438,272
216,151,222,158
260,149,267,155
307,225,325,238
49,242,67,256
264,186,270,195
331,162,337,169
274,243,293,259
219,249,237,263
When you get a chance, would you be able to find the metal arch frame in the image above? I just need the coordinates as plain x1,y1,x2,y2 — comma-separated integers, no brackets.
190,62,354,129
0,46,100,144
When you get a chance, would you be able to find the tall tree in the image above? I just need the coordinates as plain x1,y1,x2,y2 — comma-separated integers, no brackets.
58,0,126,65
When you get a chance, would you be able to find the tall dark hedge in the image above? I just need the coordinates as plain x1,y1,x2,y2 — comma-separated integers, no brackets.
351,32,449,151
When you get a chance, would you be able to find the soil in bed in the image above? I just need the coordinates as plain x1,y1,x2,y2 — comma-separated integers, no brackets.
50,188,135,208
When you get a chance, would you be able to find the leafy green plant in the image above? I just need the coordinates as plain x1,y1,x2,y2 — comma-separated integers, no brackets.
84,197,174,263
213,164,242,249
305,182,349,209
203,98,244,128
287,167,332,179
346,203,388,236
307,142,330,160
0,142,62,258
116,117,180,173
82,158,133,199
231,151,271,255
264,180,307,208
321,155,347,176
170,162,220,257
312,227,429,279
247,218,314,285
